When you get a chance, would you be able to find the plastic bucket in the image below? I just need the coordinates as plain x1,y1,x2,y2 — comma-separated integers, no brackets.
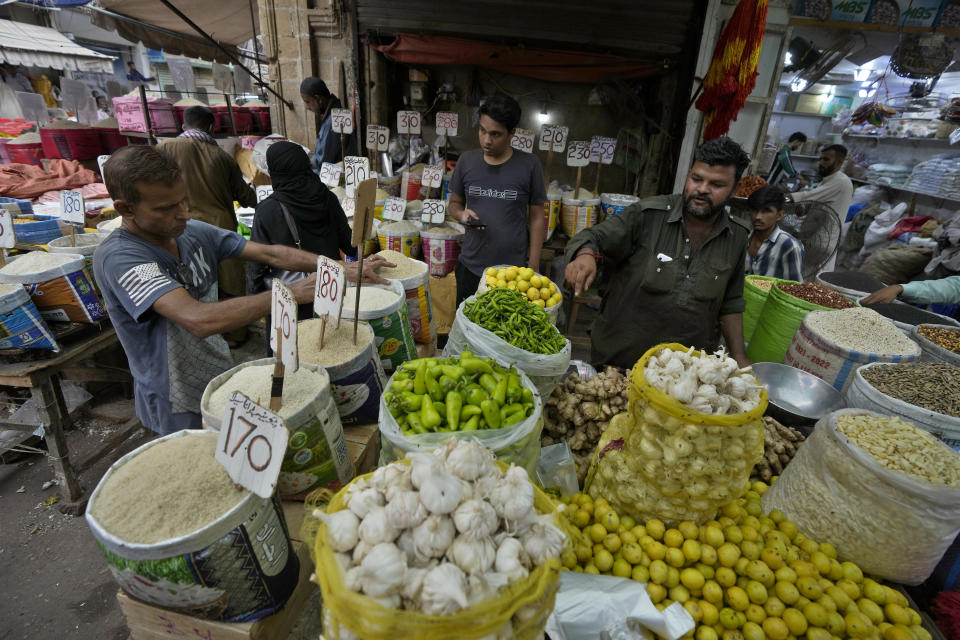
600,193,640,218
377,221,422,259
0,253,105,323
201,360,354,499
85,430,300,622
401,170,423,201
297,319,387,425
0,284,58,351
560,194,602,238
339,281,417,372
382,258,434,344
7,142,43,165
40,127,102,160
420,222,464,277
94,127,128,154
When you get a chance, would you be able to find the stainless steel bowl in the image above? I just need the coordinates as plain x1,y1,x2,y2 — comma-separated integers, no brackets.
750,362,845,427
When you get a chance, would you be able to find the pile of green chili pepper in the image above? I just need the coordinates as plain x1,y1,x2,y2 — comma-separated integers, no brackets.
463,288,565,355
383,351,536,436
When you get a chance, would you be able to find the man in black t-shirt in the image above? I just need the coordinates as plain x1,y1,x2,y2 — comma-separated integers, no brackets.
448,92,547,305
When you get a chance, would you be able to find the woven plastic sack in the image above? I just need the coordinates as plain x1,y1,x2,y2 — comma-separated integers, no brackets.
443,296,571,400
913,324,960,368
845,363,960,450
585,344,766,525
305,464,562,640
762,408,960,584
377,362,544,475
784,311,920,394
742,276,794,343
0,252,105,323
746,283,834,364
0,284,58,351
339,281,417,373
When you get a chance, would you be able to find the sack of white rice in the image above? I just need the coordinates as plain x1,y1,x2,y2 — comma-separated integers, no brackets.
0,283,58,350
0,252,105,323
375,249,434,344
201,360,354,499
339,281,417,371
86,430,301,621
298,318,387,424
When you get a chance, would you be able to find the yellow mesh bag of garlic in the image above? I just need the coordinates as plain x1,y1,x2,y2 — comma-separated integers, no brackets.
585,343,766,525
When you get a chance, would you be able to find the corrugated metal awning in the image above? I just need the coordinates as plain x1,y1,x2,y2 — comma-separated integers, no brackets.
357,0,699,58
0,18,115,72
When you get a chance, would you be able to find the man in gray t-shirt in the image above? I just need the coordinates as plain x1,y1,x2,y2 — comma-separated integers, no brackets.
449,92,547,304
95,146,389,435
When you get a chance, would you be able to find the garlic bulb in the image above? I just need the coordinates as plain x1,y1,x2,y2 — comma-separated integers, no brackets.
441,438,496,481
333,552,353,574
473,473,500,500
358,542,406,597
452,499,498,538
412,514,455,558
352,539,373,565
344,566,364,591
358,506,400,545
420,562,469,616
467,571,509,606
370,463,410,492
385,489,428,530
346,487,384,519
489,465,535,521
402,566,429,604
494,536,530,583
316,509,360,553
368,594,401,609
409,452,441,490
448,534,496,575
521,518,566,565
419,469,464,514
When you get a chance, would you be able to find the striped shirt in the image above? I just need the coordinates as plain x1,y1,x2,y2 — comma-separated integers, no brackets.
745,226,805,281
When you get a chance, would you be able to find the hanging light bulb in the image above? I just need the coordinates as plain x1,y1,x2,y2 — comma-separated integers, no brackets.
790,77,809,93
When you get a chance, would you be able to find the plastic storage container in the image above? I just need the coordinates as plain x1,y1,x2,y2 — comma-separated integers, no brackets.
40,127,102,160
112,96,179,135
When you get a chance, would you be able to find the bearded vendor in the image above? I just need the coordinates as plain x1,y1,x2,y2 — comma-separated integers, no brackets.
564,137,752,369
95,146,391,435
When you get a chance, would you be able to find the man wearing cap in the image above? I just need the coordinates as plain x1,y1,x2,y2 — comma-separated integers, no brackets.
300,77,355,172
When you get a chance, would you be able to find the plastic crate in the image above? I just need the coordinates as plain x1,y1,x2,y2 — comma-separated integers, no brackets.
214,106,255,134
40,128,103,160
6,142,43,165
94,127,128,154
245,106,271,133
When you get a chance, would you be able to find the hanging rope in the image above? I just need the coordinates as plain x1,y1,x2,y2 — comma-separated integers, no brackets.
695,0,769,140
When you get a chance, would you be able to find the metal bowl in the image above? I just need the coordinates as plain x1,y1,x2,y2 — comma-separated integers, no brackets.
750,362,845,427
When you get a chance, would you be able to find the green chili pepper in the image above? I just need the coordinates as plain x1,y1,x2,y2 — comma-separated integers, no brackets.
461,404,482,418
440,365,465,381
398,392,423,413
438,375,457,395
445,391,462,431
462,415,479,431
413,360,427,395
461,357,494,375
407,412,427,434
390,378,414,393
521,388,534,404
479,373,498,394
421,397,442,430
480,399,501,429
466,387,489,406
492,377,507,405
425,375,443,403
506,373,522,404
503,410,526,427
500,403,524,417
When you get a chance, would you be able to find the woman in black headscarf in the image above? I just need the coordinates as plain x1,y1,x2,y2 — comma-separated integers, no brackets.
247,140,355,319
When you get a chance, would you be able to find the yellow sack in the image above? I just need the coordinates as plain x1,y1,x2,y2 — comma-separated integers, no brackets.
304,465,564,640
585,343,766,525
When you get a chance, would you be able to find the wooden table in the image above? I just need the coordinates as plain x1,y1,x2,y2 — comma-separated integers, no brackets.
0,327,145,514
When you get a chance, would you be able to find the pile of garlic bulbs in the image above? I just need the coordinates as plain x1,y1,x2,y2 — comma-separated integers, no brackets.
644,346,762,415
313,439,566,630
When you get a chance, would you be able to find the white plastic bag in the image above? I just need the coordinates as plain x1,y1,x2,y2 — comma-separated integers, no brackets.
761,408,960,584
860,203,907,256
443,297,571,399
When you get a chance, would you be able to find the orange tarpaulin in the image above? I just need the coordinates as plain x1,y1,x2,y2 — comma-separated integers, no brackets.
0,159,100,200
372,34,666,83
695,0,769,140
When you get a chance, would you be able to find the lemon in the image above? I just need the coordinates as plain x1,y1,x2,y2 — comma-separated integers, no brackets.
575,542,592,563
588,523,607,543
666,547,686,568
845,611,873,637
742,621,765,640
547,294,562,307
496,278,507,288
841,561,864,583
727,586,750,611
529,274,541,288
797,576,823,600
670,585,692,603
647,583,667,603
746,580,768,605
666,567,681,588
647,519,666,540
506,281,517,290
646,540,667,561
884,626,915,640
504,267,518,281
613,558,632,578
584,563,599,574
806,627,832,640
485,267,498,277
519,267,535,280
716,567,737,588
561,548,578,569
684,600,704,622
804,602,830,628
701,600,720,624
761,617,789,640
603,533,622,553
718,543,741,567
601,510,620,532
724,526,744,545
622,542,644,565
827,610,847,635
595,549,614,572
516,280,530,292
650,560,669,584
632,565,650,582
485,276,498,286
720,607,742,630
526,287,540,300
696,627,719,640
884,603,911,627
764,596,786,618
572,509,591,528
701,545,718,566
533,299,546,307
549,281,557,294
745,604,767,624
681,567,706,591
863,579,887,605
858,598,884,625
783,608,808,635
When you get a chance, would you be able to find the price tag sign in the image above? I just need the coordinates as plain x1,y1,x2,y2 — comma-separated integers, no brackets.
270,280,299,372
341,197,356,218
566,140,591,167
951,128,960,145
421,199,446,224
319,162,343,188
539,124,568,153
422,165,443,189
314,256,345,329
59,190,85,225
0,207,15,249
256,185,274,203
435,111,458,137
511,128,535,153
215,391,289,499
590,136,617,165
344,156,370,198
97,154,110,177
397,110,421,135
331,108,354,134
366,124,389,151
382,196,406,221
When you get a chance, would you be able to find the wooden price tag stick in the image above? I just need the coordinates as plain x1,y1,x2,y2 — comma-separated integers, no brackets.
271,326,284,412
544,148,554,191
352,177,377,344
70,223,77,247
594,162,602,195
574,166,583,200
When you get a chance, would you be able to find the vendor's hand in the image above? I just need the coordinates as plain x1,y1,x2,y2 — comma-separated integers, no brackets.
734,354,753,369
861,285,903,305
291,274,317,304
345,255,393,286
457,208,482,226
565,253,597,297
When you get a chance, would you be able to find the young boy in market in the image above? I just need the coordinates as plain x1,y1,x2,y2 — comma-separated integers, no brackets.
448,92,548,305
94,146,390,436
745,185,805,282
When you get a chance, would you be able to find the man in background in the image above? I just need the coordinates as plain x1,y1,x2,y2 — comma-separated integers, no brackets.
767,131,807,185
448,92,547,305
158,106,256,345
789,144,852,272
300,77,353,171
1,63,32,94
126,61,155,85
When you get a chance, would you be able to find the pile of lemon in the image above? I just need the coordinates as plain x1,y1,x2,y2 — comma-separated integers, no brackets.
559,483,930,640
484,266,562,308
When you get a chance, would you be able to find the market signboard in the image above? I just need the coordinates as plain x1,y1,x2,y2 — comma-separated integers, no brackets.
796,0,952,26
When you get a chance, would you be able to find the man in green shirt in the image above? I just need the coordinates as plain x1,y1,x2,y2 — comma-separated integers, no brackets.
565,137,752,369
767,132,807,185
